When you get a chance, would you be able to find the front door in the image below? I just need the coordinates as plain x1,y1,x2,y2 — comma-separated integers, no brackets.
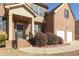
16,22,23,39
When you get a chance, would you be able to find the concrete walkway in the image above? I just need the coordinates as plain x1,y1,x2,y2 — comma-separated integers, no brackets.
19,40,79,54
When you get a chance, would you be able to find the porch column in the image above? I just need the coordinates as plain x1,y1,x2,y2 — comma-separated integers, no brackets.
9,12,14,40
32,18,35,36
6,12,14,48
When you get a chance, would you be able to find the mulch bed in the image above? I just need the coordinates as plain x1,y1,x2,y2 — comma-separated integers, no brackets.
33,43,70,48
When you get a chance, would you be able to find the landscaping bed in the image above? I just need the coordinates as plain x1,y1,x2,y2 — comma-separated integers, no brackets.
29,32,65,47
33,43,70,48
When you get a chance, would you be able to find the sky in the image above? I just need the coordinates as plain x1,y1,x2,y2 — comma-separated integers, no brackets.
48,3,79,20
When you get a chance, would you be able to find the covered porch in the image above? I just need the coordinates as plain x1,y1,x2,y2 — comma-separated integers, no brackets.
5,4,37,48
13,14,32,40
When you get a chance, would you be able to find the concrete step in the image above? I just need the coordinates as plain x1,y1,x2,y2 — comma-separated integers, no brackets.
17,39,31,48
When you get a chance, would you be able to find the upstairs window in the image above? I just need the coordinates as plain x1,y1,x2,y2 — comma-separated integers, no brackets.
64,9,69,18
38,7,45,17
32,4,38,14
32,4,45,17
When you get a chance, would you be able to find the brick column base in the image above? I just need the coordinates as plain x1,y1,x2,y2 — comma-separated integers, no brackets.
6,40,13,48
6,39,31,48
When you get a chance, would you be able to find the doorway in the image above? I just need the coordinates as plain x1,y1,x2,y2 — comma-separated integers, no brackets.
16,22,23,39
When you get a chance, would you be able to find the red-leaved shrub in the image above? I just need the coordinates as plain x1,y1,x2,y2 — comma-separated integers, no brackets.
46,32,64,45
58,37,63,44
46,32,54,45
34,32,47,47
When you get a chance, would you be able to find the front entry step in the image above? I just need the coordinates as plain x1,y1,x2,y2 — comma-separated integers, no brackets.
18,39,31,48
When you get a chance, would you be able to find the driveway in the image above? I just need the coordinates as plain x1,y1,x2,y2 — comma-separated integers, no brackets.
19,40,79,55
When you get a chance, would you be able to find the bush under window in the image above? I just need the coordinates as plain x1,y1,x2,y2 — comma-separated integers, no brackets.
0,32,7,47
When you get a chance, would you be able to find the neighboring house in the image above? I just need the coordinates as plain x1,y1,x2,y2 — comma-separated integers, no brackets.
45,3,75,43
0,3,48,48
75,20,79,40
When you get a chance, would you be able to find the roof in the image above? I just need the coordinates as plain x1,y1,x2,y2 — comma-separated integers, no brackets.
68,3,76,20
34,3,48,9
4,3,37,17
47,3,75,20
49,3,63,14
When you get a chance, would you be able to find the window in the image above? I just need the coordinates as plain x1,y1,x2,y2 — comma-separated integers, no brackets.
0,17,3,31
34,24,42,33
32,4,45,17
38,24,42,32
38,7,45,16
32,4,38,14
3,17,7,31
34,25,38,33
0,17,6,31
64,9,69,18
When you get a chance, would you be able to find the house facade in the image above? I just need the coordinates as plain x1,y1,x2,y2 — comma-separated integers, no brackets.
0,3,75,48
45,3,75,43
0,3,48,48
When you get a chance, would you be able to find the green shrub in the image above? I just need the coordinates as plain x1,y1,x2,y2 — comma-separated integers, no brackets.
34,32,47,47
0,32,7,47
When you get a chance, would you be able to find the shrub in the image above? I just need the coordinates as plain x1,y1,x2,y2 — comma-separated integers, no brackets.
34,32,47,47
46,32,54,45
46,32,63,45
58,37,63,44
0,32,7,47
30,32,64,46
29,37,35,45
52,34,59,45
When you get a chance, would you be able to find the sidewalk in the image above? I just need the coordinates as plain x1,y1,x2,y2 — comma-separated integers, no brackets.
19,40,79,54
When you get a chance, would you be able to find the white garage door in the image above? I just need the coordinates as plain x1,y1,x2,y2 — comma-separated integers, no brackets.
57,30,65,41
67,32,72,42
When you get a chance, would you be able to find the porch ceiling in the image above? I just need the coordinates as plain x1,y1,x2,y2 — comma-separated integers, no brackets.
13,14,32,22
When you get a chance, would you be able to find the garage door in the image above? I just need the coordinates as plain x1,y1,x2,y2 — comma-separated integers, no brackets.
67,32,72,42
57,30,65,41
